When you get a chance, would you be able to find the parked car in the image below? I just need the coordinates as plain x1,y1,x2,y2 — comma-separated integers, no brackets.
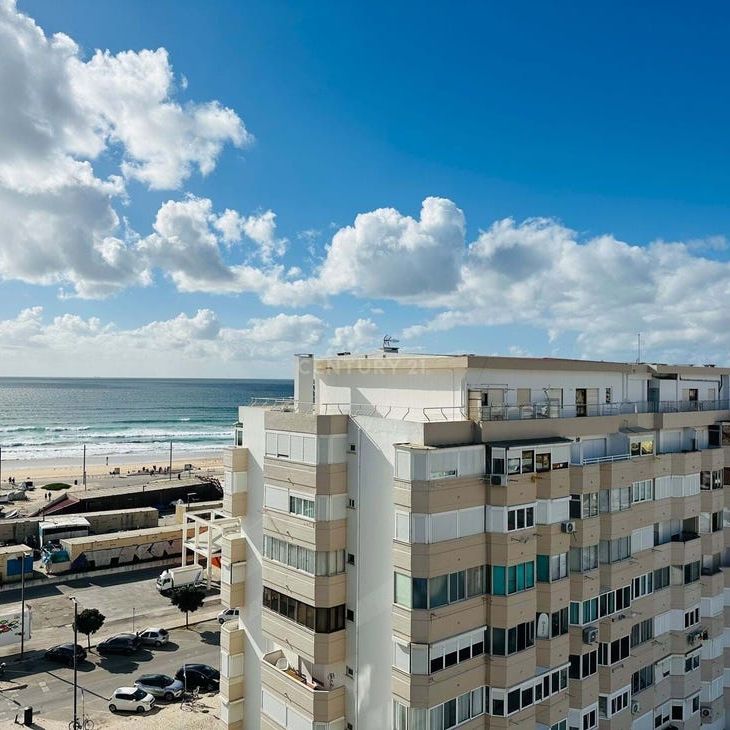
109,687,155,714
134,673,184,701
97,633,142,655
217,608,239,624
45,643,86,666
136,627,169,647
175,663,220,691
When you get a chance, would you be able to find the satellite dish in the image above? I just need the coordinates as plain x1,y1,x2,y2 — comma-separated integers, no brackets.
536,613,550,639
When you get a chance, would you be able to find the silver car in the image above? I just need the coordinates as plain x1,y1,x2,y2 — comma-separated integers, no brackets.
134,674,184,701
136,627,169,647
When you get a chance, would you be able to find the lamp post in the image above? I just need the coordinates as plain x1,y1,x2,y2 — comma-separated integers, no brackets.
69,597,79,730
19,552,30,660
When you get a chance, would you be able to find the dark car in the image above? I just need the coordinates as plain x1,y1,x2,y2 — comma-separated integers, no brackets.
97,633,142,656
174,664,220,691
45,643,87,666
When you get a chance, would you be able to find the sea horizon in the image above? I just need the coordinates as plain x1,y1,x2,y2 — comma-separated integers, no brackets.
0,376,294,463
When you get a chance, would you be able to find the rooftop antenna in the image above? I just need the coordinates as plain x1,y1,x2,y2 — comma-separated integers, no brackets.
382,335,400,354
636,333,641,363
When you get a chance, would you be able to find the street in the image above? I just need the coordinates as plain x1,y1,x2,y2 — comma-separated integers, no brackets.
0,567,221,659
0,619,221,726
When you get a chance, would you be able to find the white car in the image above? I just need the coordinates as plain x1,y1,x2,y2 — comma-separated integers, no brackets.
136,627,169,647
109,687,155,714
217,607,240,624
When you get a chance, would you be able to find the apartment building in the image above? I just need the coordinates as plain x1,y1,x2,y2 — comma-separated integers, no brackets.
215,352,730,730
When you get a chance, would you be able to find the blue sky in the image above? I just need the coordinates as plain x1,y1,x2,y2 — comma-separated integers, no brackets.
1,0,730,376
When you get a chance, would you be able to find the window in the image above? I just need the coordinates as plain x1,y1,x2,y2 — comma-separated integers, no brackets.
428,688,485,729
684,652,700,672
599,487,631,513
597,585,630,619
569,650,598,679
632,571,653,600
569,545,598,573
684,561,700,584
598,636,630,665
599,537,631,564
536,452,551,472
570,493,598,519
630,438,654,456
428,627,486,673
549,607,569,637
684,607,699,628
537,553,568,582
632,664,654,694
396,567,490,609
492,561,535,596
569,598,599,626
263,535,345,576
701,469,723,490
630,618,654,647
263,587,344,633
521,450,535,474
289,494,315,519
632,479,653,503
583,708,597,730
653,566,670,590
507,505,535,531
393,700,408,730
490,621,535,656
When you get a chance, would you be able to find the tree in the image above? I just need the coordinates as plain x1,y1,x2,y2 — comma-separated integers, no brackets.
170,585,206,628
74,608,106,650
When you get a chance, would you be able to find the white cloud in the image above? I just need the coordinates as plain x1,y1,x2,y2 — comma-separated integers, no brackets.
404,216,730,364
0,307,326,376
329,318,380,353
213,208,287,261
69,46,250,190
0,0,247,297
318,197,465,300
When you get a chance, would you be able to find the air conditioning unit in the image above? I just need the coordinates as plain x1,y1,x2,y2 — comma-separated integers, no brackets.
490,474,507,486
561,521,576,534
701,706,713,720
631,701,640,715
582,626,598,644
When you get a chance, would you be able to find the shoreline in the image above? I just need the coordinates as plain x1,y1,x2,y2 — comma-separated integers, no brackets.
1,447,224,474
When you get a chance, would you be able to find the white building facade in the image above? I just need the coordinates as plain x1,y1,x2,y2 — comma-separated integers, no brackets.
217,353,730,730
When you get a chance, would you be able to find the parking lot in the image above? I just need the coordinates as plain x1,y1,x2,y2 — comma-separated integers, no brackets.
0,619,221,727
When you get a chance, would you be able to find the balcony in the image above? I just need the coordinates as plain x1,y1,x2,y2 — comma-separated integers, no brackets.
261,650,345,725
261,608,346,664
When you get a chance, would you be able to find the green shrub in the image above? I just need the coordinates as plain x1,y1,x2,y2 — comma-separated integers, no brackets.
44,483,70,491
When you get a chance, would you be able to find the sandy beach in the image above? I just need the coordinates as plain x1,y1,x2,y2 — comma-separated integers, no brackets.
0,450,223,515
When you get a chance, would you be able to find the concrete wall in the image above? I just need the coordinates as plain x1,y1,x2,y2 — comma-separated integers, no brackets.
346,415,423,729
239,406,266,730
0,507,158,545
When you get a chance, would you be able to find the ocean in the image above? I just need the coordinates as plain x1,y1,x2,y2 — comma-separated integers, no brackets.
0,377,293,461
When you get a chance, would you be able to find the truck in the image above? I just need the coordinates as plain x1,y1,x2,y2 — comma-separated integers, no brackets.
0,603,31,647
156,565,203,594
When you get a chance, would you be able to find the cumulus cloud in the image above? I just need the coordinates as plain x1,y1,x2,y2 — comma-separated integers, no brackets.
318,197,465,300
0,307,326,375
329,318,380,353
0,0,247,297
403,216,730,363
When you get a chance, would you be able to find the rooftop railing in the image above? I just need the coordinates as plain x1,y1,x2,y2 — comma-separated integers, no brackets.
477,398,730,422
248,397,730,423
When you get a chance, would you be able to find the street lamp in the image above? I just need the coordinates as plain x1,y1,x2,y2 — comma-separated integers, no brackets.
68,596,79,730
18,551,31,660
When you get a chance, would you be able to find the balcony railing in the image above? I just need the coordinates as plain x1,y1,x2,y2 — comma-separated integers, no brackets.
248,397,730,424
476,398,730,422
